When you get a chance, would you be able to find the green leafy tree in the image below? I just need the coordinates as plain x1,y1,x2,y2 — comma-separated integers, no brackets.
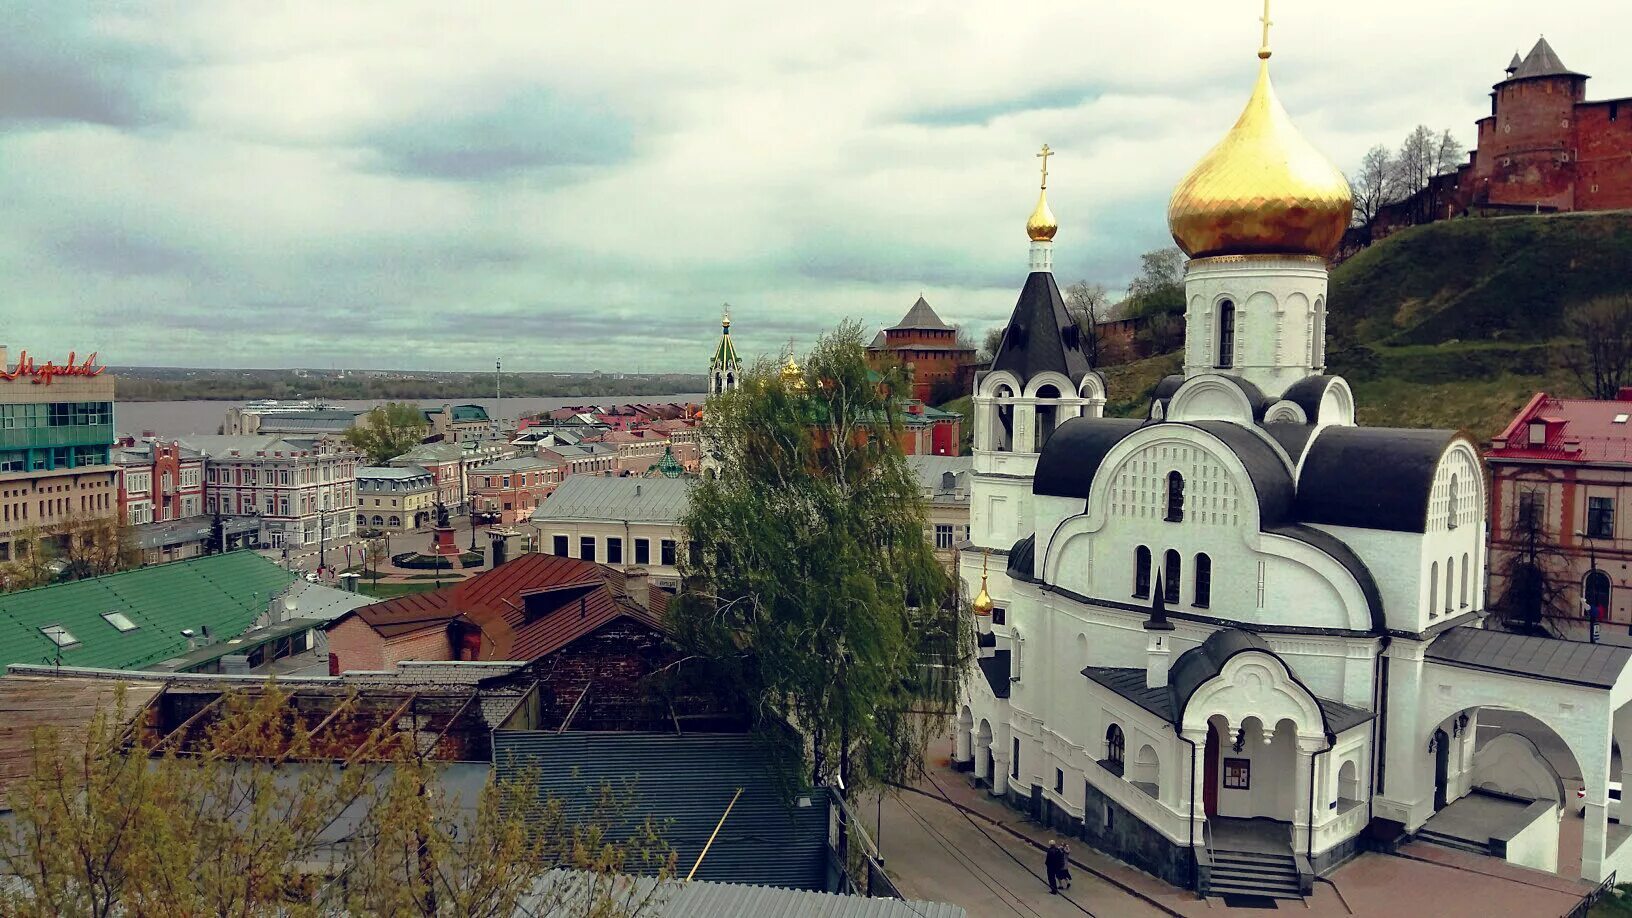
345,402,431,464
671,321,972,812
1124,246,1186,318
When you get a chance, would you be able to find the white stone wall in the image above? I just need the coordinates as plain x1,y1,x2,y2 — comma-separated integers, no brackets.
1182,256,1329,400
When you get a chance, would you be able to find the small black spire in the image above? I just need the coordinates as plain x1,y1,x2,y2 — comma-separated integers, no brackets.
1145,572,1175,631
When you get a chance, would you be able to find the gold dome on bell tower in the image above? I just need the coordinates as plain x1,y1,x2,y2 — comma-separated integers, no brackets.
1166,1,1352,259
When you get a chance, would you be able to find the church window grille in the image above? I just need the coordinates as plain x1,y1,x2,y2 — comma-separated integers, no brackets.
1429,562,1439,617
1255,561,1266,610
1588,496,1615,539
1447,475,1459,529
1012,738,1020,779
1216,301,1236,369
1165,471,1185,522
1055,768,1064,793
1164,551,1181,603
1105,725,1125,775
992,606,1006,626
1134,546,1151,598
1446,556,1455,613
1195,553,1212,608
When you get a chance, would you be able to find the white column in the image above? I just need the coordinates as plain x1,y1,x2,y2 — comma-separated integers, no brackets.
992,751,1010,796
1580,711,1614,882
955,727,972,763
1291,735,1322,854
1180,727,1207,840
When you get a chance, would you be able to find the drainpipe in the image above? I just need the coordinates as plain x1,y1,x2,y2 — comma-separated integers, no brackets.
1171,723,1199,854
1369,634,1392,826
1308,739,1330,862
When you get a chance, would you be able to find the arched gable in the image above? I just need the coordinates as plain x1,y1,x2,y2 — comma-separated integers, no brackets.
1180,650,1325,742
979,370,1023,399
1025,372,1076,399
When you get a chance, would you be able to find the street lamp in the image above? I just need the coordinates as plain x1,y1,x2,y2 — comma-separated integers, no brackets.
318,494,329,572
1576,528,1602,643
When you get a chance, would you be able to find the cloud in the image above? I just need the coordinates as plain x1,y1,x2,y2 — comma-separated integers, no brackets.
0,1,1626,373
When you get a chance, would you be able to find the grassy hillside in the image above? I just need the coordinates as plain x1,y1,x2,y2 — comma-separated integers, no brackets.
1329,210,1632,348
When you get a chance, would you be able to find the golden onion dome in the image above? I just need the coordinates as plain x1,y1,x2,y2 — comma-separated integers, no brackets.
781,353,806,392
1026,189,1058,242
972,575,994,616
1167,57,1352,259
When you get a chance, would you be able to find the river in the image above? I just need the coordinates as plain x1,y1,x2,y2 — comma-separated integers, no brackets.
115,394,710,437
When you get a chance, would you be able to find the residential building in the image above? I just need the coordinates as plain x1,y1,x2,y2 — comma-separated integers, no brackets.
1486,391,1632,644
536,442,618,477
390,439,511,513
355,465,437,532
0,347,118,562
906,454,972,566
898,400,963,456
469,456,560,524
185,435,358,549
115,439,205,527
531,475,690,587
423,403,495,443
866,296,978,402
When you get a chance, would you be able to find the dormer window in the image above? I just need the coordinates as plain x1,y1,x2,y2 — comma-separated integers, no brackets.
1528,420,1546,446
1216,300,1236,369
1165,472,1185,522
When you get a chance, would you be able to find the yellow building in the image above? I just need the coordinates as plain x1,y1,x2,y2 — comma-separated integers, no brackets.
355,465,438,532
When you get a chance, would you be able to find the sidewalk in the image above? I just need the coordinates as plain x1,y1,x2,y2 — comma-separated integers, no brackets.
912,750,1591,917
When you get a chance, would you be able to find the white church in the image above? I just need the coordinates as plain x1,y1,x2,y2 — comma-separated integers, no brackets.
955,21,1632,901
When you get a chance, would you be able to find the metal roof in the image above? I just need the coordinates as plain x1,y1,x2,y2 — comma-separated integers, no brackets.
0,551,297,671
179,434,341,459
1427,627,1632,689
356,465,433,481
532,474,691,524
906,454,972,495
889,295,953,330
521,871,965,918
1506,36,1585,82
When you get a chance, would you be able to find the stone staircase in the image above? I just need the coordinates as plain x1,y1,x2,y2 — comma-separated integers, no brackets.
1416,826,1493,856
1202,845,1304,901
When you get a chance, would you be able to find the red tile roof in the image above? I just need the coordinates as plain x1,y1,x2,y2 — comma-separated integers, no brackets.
332,553,668,661
1490,392,1632,465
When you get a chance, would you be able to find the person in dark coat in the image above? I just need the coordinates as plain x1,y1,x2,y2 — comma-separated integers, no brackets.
1045,840,1066,894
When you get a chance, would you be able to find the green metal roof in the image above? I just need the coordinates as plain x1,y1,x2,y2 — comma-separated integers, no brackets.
0,552,296,671
711,327,740,372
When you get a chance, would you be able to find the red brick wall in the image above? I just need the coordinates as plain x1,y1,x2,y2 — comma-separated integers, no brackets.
384,627,455,668
1573,100,1632,210
326,616,387,672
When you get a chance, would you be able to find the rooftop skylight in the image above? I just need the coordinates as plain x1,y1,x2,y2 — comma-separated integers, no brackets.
103,610,138,632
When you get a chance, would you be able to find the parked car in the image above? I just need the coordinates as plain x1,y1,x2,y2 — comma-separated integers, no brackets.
1577,781,1622,822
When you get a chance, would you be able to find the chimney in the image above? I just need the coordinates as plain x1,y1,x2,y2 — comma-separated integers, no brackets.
1144,573,1176,689
1618,387,1632,403
624,567,650,610
268,595,282,624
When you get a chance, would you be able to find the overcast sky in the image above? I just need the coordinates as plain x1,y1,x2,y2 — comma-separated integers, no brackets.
2,2,1625,372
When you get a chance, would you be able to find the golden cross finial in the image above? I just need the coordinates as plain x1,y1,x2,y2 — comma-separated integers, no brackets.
1036,144,1053,189
1258,0,1273,59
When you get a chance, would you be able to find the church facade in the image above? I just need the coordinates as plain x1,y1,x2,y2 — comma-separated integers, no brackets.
956,22,1632,900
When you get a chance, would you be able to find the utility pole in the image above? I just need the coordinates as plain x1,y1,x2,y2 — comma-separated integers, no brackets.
495,358,501,402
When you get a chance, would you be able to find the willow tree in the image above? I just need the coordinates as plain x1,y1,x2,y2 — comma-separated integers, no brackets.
672,321,972,804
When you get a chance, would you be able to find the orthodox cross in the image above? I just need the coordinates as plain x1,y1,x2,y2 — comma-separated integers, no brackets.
1036,144,1053,189
1258,0,1273,59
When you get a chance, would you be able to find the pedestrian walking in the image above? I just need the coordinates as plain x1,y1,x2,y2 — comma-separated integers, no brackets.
1060,842,1073,889
1045,839,1065,894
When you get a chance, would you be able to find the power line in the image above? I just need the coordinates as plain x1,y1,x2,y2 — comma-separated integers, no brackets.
892,791,1041,918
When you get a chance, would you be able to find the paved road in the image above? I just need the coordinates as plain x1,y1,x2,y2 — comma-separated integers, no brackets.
257,515,498,575
872,788,1165,918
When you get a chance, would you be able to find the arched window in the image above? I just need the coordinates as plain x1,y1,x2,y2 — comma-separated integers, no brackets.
1164,550,1181,603
1446,556,1455,612
1429,562,1439,617
1106,724,1125,772
1447,474,1459,530
1586,570,1612,622
1165,471,1185,522
1216,300,1236,369
1134,546,1151,598
1194,553,1212,607
994,385,1015,452
1034,384,1061,451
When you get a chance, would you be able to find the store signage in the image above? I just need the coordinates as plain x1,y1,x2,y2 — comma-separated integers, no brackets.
0,351,105,386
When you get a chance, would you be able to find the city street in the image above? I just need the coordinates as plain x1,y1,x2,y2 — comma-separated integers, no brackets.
256,514,505,576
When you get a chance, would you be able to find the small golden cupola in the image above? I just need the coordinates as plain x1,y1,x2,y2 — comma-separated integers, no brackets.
1026,144,1058,242
971,551,994,617
1166,3,1352,259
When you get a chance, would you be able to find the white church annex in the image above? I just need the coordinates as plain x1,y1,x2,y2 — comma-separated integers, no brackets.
955,17,1632,901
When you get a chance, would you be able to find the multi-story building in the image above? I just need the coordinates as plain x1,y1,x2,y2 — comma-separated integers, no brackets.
355,466,437,532
470,456,560,525
1486,391,1632,644
222,405,364,437
114,439,205,527
185,435,358,549
0,347,118,562
536,442,618,478
531,475,690,589
422,404,495,443
389,439,511,513
906,454,972,567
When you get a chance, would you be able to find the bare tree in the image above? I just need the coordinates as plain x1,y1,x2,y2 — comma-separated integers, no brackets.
1064,281,1111,367
1390,125,1465,224
1491,490,1573,635
1563,295,1632,399
981,327,1005,363
1350,144,1398,228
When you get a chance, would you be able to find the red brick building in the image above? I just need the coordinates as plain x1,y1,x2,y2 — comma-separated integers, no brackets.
867,296,977,402
323,552,668,673
1486,390,1632,644
1369,38,1632,241
114,438,205,527
469,456,560,524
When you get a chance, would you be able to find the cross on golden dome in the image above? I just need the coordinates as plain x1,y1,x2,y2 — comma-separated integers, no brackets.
1036,144,1053,189
1027,144,1058,242
1259,0,1273,60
